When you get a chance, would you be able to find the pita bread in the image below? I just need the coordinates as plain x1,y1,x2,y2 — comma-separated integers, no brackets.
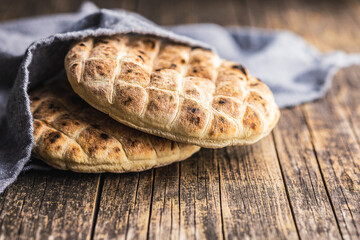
30,81,200,173
65,35,280,148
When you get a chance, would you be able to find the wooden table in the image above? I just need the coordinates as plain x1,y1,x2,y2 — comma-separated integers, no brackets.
0,0,359,239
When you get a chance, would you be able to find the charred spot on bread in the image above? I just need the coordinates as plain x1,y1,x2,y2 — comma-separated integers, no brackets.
48,132,60,143
138,55,145,62
232,64,247,75
123,96,132,105
100,133,109,140
189,107,199,114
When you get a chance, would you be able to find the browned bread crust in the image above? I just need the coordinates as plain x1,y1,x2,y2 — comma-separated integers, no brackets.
65,35,280,148
30,81,200,173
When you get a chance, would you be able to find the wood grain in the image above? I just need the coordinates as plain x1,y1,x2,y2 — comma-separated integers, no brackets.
147,163,181,239
179,150,223,239
243,0,360,239
302,71,360,240
272,107,342,239
338,66,360,145
0,170,101,240
218,137,298,239
93,171,154,240
267,0,360,238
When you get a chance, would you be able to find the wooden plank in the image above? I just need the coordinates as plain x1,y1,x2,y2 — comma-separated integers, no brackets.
0,170,101,240
344,0,360,40
337,66,360,143
0,0,84,20
302,76,360,240
268,0,360,237
93,152,223,240
271,1,360,238
148,150,224,240
272,107,342,239
0,0,136,22
89,0,123,11
179,150,223,239
186,0,243,26
281,0,360,52
217,137,298,239
241,0,346,238
246,0,359,52
93,171,154,240
116,0,138,12
137,0,241,26
147,163,181,239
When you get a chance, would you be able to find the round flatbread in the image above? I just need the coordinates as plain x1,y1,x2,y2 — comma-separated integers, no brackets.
65,35,280,148
30,80,200,173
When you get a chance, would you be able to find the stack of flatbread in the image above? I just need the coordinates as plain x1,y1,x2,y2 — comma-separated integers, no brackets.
31,35,280,172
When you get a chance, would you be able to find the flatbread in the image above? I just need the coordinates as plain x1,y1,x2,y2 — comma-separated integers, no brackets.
65,35,280,148
30,80,200,173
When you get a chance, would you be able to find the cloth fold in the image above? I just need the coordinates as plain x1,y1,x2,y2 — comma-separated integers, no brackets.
0,2,359,193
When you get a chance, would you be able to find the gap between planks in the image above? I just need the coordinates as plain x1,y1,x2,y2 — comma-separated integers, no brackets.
271,133,302,238
90,174,105,240
300,108,345,240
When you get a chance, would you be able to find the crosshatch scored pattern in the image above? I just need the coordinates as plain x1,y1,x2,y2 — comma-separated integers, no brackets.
30,81,200,172
65,35,280,148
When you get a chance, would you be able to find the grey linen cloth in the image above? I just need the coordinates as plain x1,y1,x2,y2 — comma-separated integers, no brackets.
1,2,360,193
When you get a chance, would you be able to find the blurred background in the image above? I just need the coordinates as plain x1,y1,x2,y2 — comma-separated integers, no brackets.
0,0,359,53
